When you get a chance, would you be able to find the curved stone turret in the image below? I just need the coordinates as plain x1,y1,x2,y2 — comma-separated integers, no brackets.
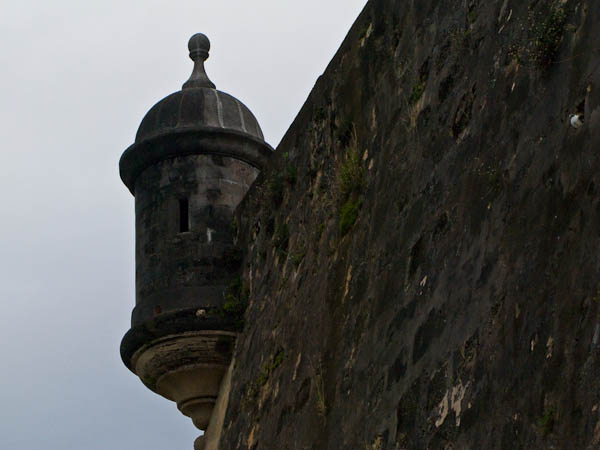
119,33,272,449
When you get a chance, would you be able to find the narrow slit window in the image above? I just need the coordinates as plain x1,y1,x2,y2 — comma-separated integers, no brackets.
179,198,189,232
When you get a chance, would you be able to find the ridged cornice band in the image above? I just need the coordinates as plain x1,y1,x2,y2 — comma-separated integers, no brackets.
119,126,274,194
120,307,241,372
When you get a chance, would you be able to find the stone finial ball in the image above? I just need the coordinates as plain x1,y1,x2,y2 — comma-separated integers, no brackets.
188,33,211,61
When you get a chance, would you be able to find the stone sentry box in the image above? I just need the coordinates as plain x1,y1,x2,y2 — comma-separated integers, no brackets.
119,33,273,450
132,155,258,325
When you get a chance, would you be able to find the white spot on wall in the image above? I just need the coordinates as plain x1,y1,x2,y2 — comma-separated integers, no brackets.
359,23,374,47
214,90,224,127
292,353,302,381
221,178,242,186
207,228,215,243
592,324,600,347
342,265,353,303
371,106,377,131
570,114,584,129
531,335,538,352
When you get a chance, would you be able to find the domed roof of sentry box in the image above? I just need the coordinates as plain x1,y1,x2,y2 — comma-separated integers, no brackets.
120,33,273,193
135,33,264,143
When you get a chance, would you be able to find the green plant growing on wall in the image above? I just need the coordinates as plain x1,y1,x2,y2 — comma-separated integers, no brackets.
230,217,238,237
338,151,364,199
314,106,327,122
273,221,289,253
511,2,567,69
285,164,298,186
592,286,600,303
409,79,426,105
268,173,284,208
256,365,270,387
221,276,249,329
306,356,328,419
529,2,566,68
336,127,365,236
339,198,361,236
316,222,326,239
271,349,285,370
314,367,327,419
336,117,354,146
256,349,286,387
473,162,503,198
467,8,477,25
537,407,556,436
242,351,285,410
450,27,472,54
409,59,429,105
291,248,306,268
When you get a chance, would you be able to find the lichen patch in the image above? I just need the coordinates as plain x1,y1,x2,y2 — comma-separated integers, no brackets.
435,392,449,428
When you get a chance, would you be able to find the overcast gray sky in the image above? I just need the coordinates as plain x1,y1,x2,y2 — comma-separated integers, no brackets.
0,1,367,449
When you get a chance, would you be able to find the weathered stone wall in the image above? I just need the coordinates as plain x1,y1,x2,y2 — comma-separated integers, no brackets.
223,0,600,448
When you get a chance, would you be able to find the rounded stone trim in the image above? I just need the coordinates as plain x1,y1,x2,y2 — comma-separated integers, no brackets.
131,330,237,389
119,127,273,194
120,307,240,371
130,330,237,431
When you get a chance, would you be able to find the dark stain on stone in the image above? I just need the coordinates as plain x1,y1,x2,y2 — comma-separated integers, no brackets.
294,378,311,412
408,237,423,279
413,308,447,364
389,349,408,384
